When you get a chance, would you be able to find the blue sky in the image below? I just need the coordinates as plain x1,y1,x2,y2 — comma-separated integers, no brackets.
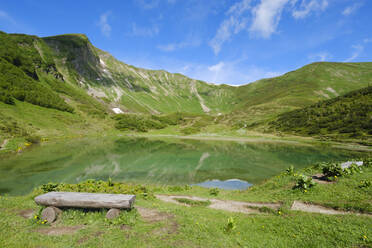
0,0,371,85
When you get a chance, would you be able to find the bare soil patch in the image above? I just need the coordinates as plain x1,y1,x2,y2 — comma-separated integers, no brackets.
120,224,132,231
151,221,179,236
18,209,34,219
312,174,335,184
137,206,175,223
35,225,84,236
156,195,281,214
291,201,347,215
137,206,179,236
77,231,104,244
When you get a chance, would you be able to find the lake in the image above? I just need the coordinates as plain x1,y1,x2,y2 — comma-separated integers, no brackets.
0,136,365,195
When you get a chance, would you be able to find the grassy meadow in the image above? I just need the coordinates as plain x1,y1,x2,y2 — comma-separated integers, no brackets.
0,160,371,247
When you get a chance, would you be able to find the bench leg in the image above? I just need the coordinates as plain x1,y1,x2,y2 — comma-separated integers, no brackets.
106,208,121,219
41,206,61,223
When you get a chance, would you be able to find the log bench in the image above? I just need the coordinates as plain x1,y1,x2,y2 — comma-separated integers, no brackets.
34,192,136,223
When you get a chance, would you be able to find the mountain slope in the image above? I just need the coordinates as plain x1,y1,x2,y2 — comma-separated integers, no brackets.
229,62,372,125
0,31,372,140
43,34,236,115
269,86,372,141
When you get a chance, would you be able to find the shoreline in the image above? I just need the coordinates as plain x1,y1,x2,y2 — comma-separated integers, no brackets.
132,133,372,152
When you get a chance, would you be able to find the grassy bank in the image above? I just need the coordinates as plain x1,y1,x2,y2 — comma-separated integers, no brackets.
0,159,371,247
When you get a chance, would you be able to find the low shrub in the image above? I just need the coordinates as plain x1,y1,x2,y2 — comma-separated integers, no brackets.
38,179,153,199
114,114,166,132
181,126,200,135
0,92,15,105
322,161,363,179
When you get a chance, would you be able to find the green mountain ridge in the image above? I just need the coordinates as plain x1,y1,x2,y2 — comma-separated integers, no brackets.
0,31,371,140
269,86,372,141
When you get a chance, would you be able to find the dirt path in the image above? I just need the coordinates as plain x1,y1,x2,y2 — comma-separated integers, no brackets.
290,201,347,215
290,201,371,217
156,195,281,214
156,195,370,216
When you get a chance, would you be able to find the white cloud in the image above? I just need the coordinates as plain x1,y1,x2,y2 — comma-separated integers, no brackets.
209,0,251,55
123,55,283,85
344,44,364,62
98,12,112,37
131,23,159,37
342,2,362,16
183,61,282,85
364,38,372,43
157,35,201,52
209,16,249,54
209,0,330,54
208,62,225,72
292,0,328,19
250,0,289,38
308,51,331,62
227,0,252,16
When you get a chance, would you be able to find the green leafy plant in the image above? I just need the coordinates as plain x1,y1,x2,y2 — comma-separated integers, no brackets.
363,158,371,167
322,163,343,177
294,174,316,192
107,177,114,187
286,165,294,175
359,180,371,188
31,207,48,225
41,182,59,193
343,163,362,176
184,185,192,191
209,188,219,196
223,217,236,234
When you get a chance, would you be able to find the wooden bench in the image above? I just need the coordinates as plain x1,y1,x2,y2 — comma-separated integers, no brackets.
35,192,136,223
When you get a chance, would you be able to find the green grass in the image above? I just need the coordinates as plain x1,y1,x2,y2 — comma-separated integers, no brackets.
0,158,371,247
156,160,372,214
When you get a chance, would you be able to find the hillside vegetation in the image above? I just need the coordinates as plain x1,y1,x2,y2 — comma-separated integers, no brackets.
269,86,372,141
229,62,372,126
0,31,371,143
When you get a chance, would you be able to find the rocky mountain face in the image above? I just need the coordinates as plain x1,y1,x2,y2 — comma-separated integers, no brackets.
42,34,236,115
